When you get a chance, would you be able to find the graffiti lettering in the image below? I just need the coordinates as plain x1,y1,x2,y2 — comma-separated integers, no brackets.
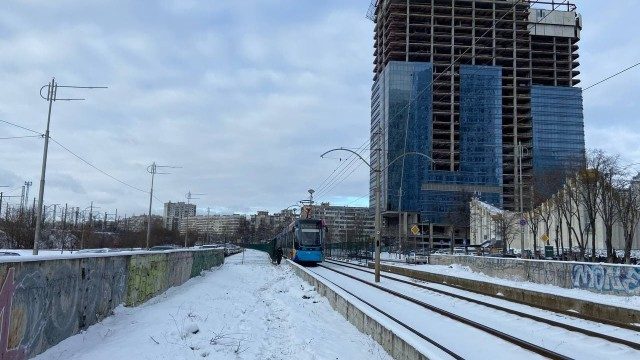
572,264,640,296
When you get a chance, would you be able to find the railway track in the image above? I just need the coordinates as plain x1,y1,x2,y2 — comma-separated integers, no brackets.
305,260,640,360
327,258,640,332
324,259,640,351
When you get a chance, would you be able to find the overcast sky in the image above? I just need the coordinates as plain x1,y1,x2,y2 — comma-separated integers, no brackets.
0,0,638,217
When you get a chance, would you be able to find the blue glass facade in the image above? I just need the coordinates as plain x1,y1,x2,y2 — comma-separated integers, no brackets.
370,61,432,215
420,65,503,223
372,62,503,224
531,85,585,176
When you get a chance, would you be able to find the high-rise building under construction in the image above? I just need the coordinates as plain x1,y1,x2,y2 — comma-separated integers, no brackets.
368,0,584,244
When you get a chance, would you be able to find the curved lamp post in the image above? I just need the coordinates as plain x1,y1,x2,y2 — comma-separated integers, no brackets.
321,147,433,282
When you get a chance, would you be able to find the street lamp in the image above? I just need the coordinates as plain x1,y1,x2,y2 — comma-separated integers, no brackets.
321,147,433,282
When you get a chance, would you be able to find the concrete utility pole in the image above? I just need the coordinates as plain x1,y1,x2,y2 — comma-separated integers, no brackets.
516,142,529,257
33,78,106,255
145,162,179,249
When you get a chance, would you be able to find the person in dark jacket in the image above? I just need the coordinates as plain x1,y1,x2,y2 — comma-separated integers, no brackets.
276,247,283,265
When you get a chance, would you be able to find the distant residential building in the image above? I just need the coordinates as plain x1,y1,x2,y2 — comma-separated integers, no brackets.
163,202,196,231
124,215,162,232
310,203,375,244
178,214,245,237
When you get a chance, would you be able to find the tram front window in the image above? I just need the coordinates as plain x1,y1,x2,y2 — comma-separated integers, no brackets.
299,224,321,246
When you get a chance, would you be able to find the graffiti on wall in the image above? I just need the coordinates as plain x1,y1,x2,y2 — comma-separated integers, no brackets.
0,268,26,360
572,264,640,296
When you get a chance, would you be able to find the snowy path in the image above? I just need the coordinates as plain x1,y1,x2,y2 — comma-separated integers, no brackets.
35,250,391,360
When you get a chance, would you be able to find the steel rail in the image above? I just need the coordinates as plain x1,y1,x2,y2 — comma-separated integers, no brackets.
303,266,464,360
324,260,640,351
327,258,640,332
316,263,573,360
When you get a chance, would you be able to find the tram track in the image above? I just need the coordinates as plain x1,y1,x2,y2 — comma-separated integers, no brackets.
323,259,640,351
304,260,640,359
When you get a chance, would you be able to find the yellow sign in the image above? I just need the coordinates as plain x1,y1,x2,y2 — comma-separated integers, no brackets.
411,225,420,236
541,233,550,245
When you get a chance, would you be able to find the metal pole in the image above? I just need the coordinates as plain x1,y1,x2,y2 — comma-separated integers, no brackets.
146,162,156,249
34,78,55,255
375,166,381,283
518,142,525,256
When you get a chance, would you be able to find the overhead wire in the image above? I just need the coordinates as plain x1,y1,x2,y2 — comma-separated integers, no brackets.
316,1,558,202
583,61,640,91
0,135,43,140
48,137,149,194
315,137,369,196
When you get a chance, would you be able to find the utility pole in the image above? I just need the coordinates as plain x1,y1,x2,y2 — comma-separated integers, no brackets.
146,162,179,249
33,78,107,255
52,204,57,229
517,142,528,257
184,191,204,247
24,181,32,209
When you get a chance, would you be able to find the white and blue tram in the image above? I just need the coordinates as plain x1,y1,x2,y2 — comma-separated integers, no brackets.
272,218,324,264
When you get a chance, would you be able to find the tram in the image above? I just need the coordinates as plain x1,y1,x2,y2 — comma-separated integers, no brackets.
271,218,324,264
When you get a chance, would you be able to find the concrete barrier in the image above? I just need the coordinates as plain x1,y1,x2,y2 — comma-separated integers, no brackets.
289,261,431,360
372,262,640,328
428,255,640,297
0,249,224,359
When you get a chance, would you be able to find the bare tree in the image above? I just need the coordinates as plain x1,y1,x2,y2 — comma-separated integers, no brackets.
615,175,640,264
596,152,622,262
493,211,519,254
558,180,588,260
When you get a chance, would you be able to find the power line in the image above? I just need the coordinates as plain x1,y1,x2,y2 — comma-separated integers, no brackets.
0,135,43,140
315,138,369,195
49,136,148,194
583,61,640,91
0,119,42,135
316,142,368,198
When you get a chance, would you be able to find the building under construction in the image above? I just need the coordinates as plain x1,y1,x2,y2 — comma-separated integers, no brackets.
368,0,584,246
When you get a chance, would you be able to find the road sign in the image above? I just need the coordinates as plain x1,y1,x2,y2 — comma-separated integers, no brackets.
519,218,527,227
410,224,420,236
541,233,549,245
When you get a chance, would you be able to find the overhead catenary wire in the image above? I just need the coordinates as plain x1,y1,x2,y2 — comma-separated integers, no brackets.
583,61,640,91
315,138,369,197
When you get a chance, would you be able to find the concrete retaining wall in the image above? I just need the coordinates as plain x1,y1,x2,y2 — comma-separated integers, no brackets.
289,261,430,360
0,249,224,359
429,255,640,296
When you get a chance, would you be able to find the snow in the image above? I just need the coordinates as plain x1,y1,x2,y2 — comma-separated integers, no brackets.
0,248,211,263
333,255,640,309
313,263,640,359
35,250,392,360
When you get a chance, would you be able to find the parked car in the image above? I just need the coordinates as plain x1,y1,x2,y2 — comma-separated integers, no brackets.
406,251,428,264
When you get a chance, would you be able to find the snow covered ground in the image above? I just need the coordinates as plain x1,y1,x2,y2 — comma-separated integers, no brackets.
335,257,640,310
35,250,391,360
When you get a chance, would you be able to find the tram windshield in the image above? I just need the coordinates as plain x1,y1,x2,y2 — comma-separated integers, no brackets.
298,221,322,246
